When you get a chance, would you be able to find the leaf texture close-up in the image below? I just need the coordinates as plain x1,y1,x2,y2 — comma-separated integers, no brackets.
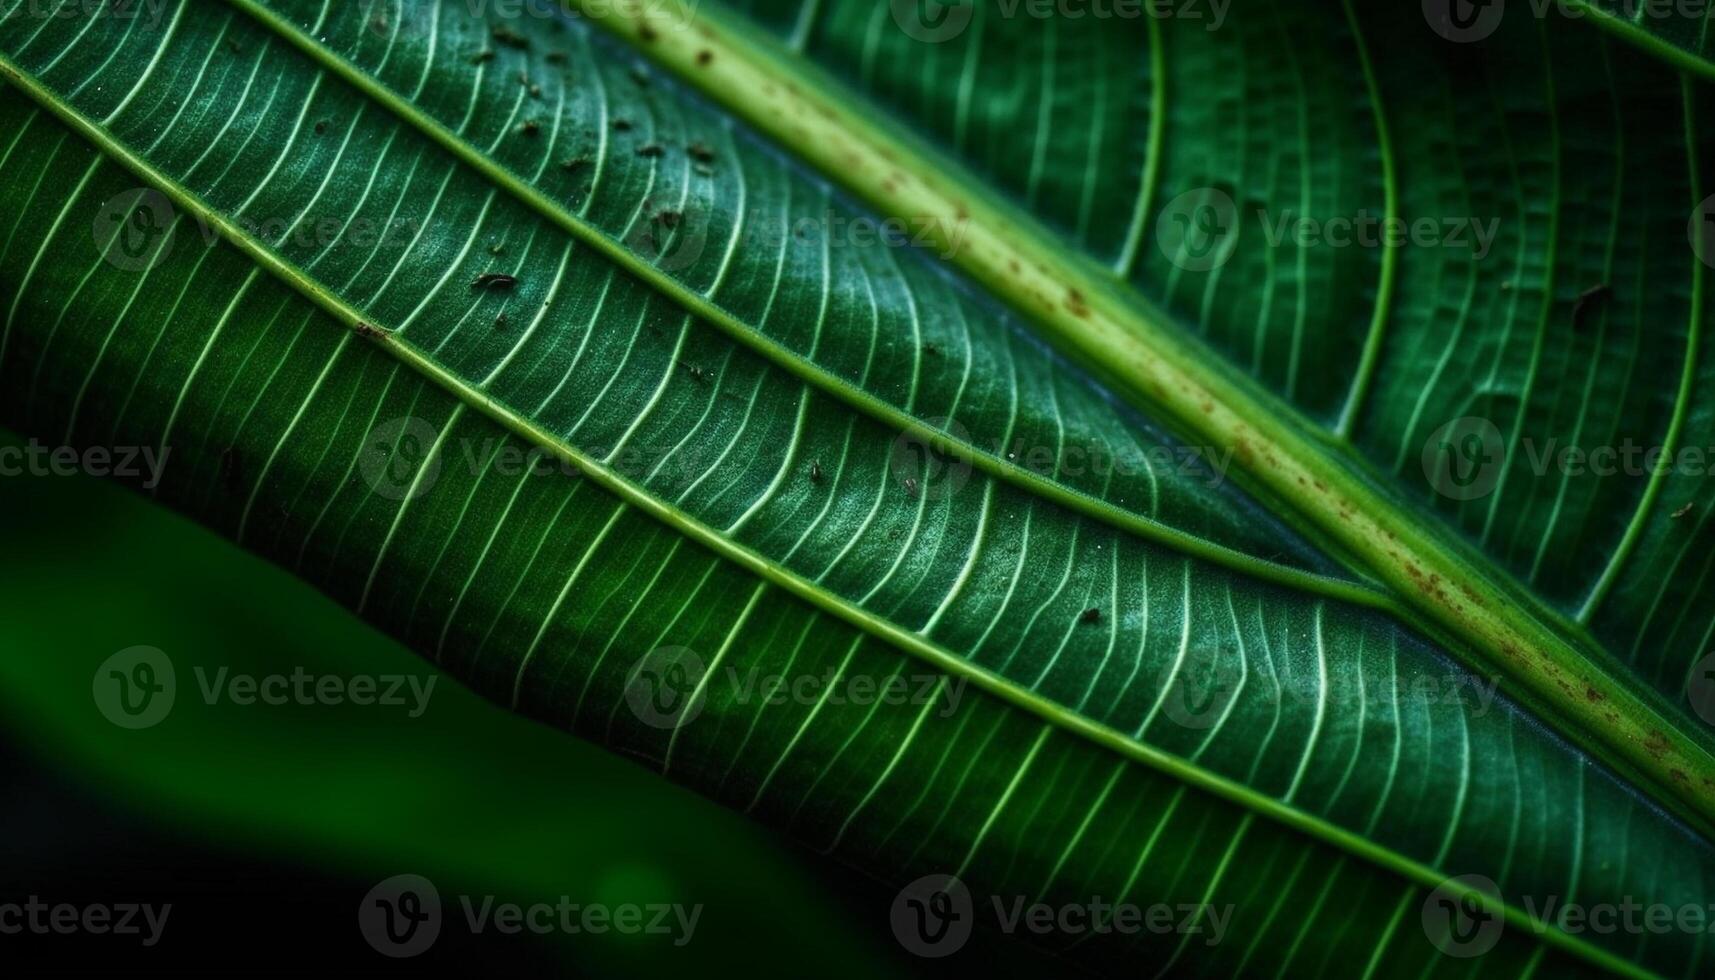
3,0,1715,976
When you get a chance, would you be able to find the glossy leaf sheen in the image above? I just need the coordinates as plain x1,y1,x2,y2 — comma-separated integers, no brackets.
0,0,1711,975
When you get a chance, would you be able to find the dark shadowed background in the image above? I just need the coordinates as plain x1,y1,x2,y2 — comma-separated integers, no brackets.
0,428,1059,975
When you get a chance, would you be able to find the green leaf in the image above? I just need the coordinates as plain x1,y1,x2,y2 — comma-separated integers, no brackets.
1562,0,1715,78
0,0,1711,975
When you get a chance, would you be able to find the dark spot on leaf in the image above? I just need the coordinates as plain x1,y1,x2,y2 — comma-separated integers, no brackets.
561,155,589,174
1571,283,1611,331
313,119,328,135
630,65,651,87
810,460,823,483
471,273,518,290
494,312,508,328
687,141,715,164
639,24,657,42
469,49,495,64
655,209,680,228
636,143,664,158
519,119,540,137
1080,607,1101,625
612,118,632,132
493,27,528,49
545,51,568,65
696,49,713,66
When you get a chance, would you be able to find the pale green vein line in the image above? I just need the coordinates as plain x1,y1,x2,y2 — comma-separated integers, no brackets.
1333,0,1398,440
212,0,1397,616
0,45,1653,979
1578,76,1705,623
955,723,1051,878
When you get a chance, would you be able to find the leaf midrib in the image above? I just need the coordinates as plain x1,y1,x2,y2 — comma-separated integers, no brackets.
0,36,1657,979
565,0,1715,830
227,0,1398,618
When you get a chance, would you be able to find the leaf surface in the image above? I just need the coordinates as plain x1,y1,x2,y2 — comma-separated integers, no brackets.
0,1,1711,975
